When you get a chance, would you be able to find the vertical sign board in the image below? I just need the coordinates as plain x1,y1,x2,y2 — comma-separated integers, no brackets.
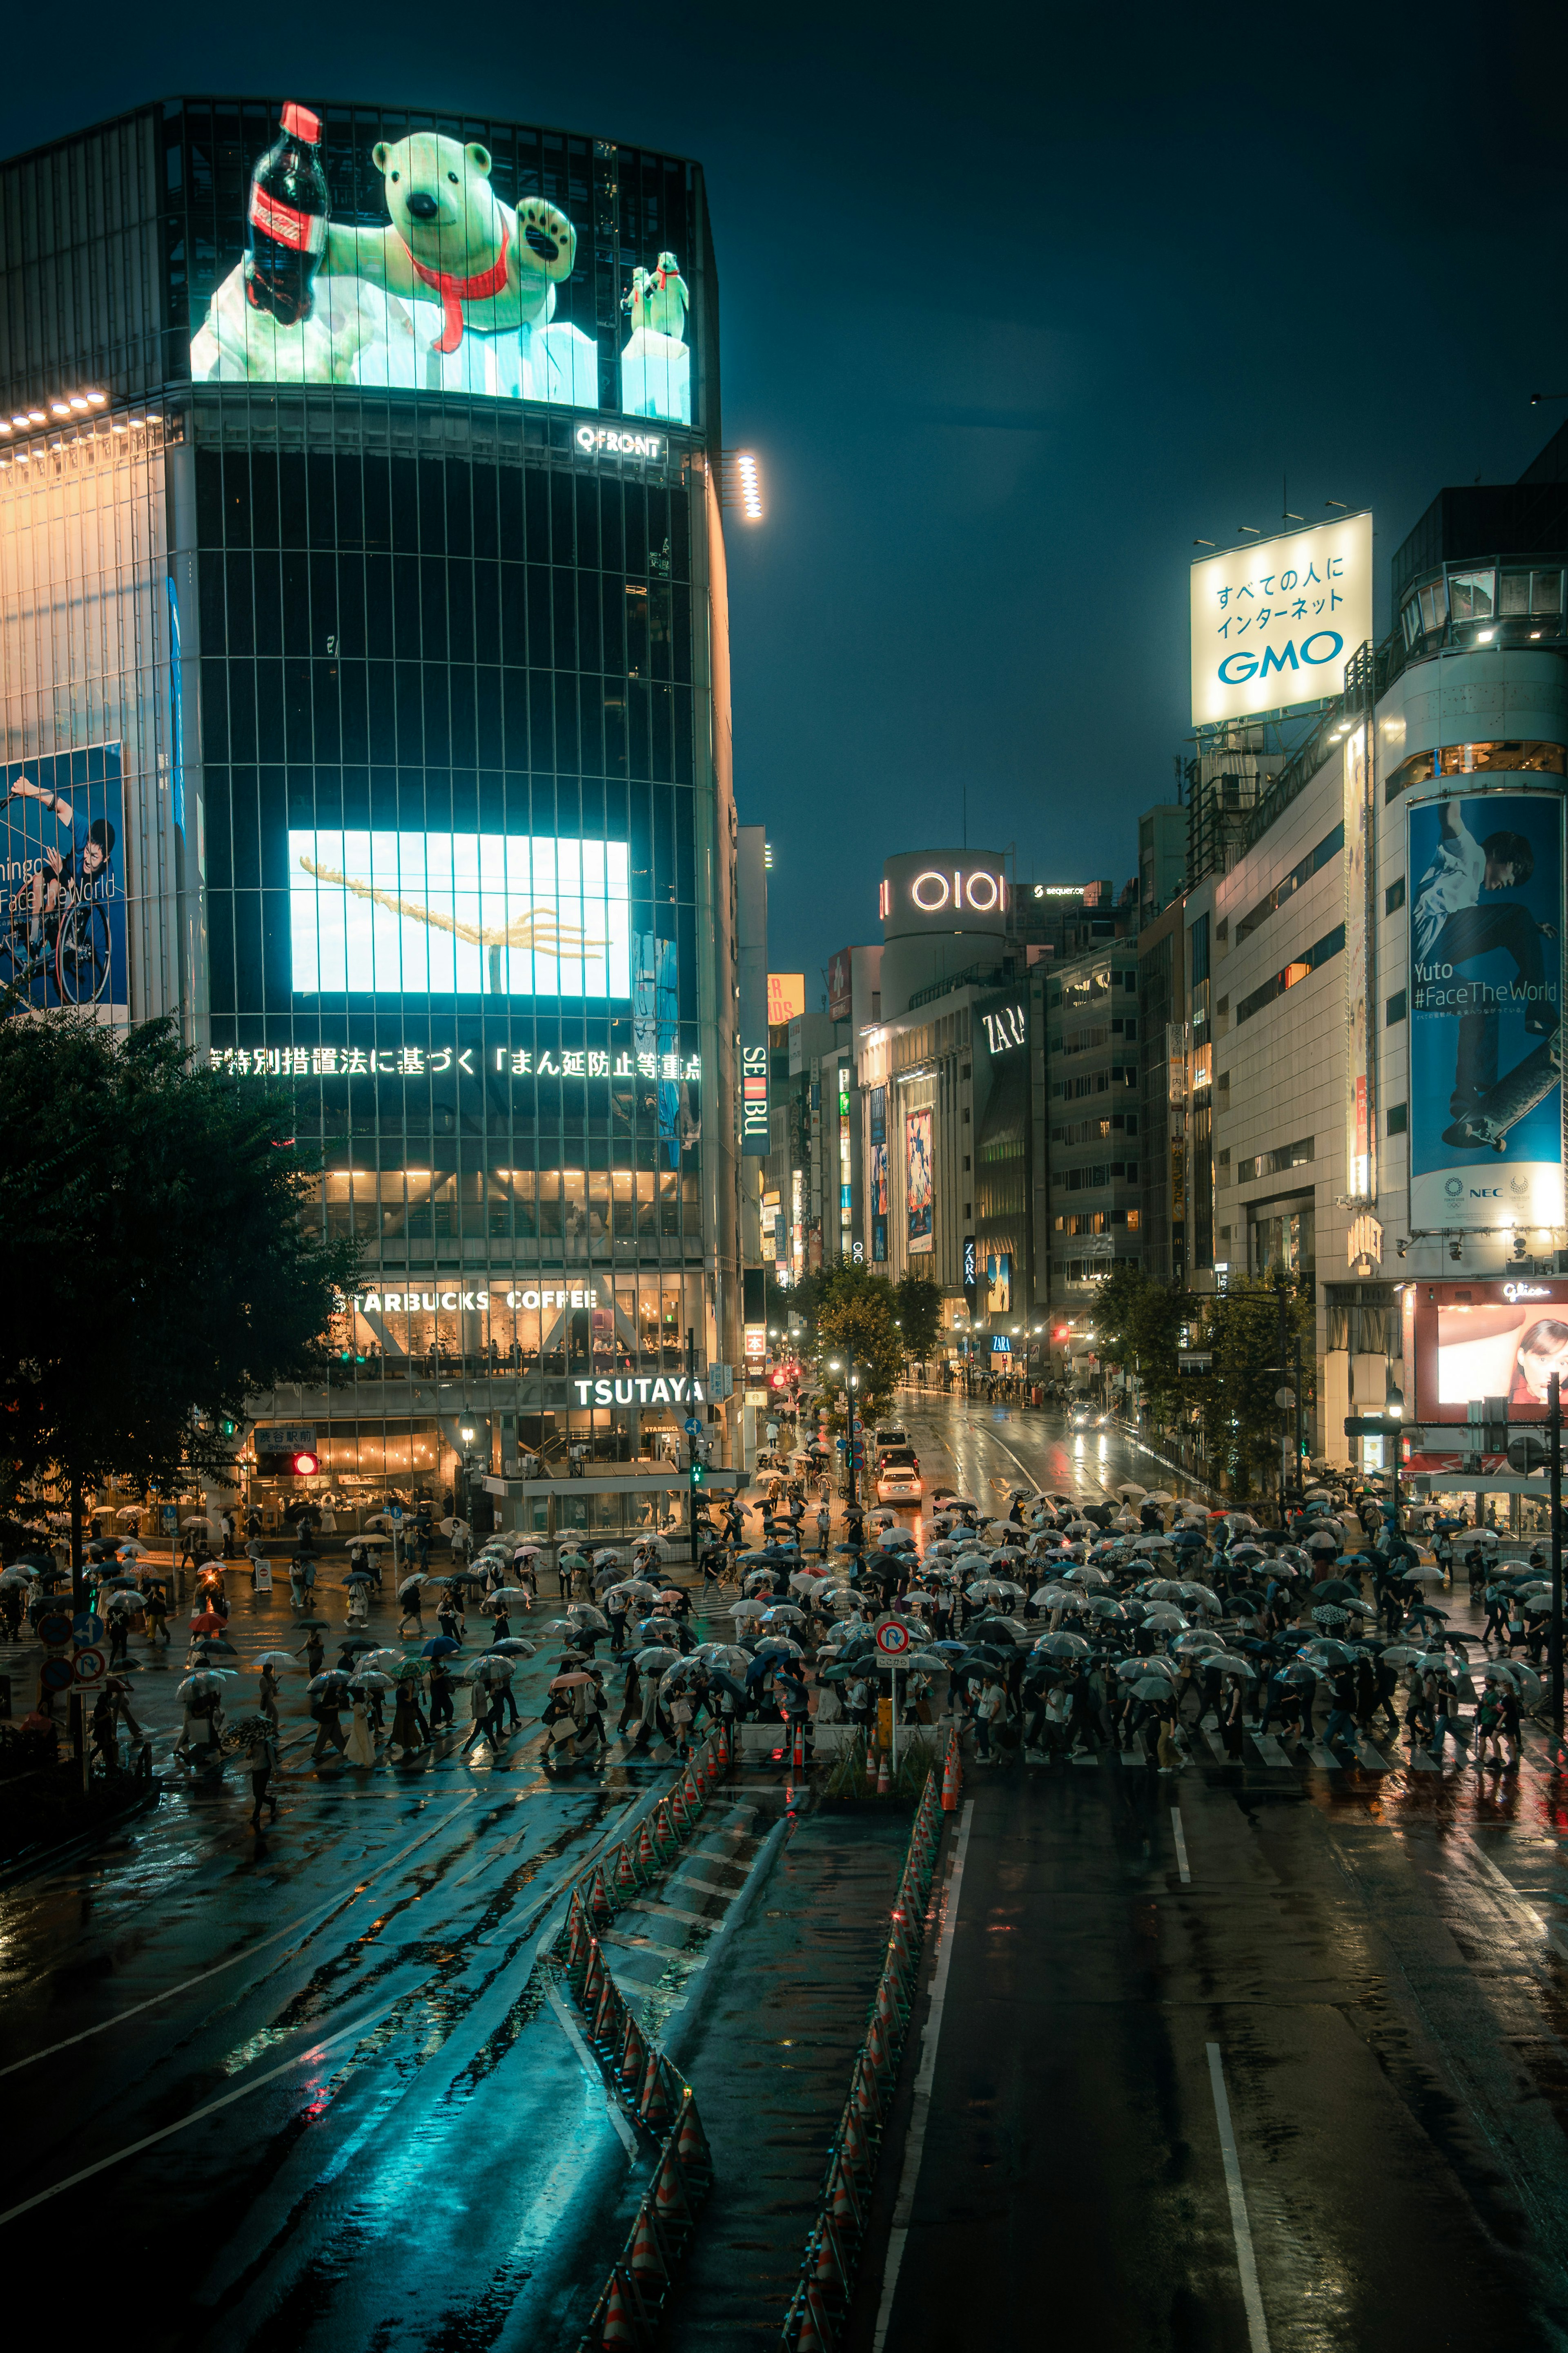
737,825,769,1154
1408,787,1564,1233
906,1106,934,1256
1344,721,1373,1200
869,1085,889,1263
1190,514,1374,727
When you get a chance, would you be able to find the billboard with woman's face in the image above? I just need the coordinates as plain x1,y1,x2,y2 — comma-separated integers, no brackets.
1414,1278,1568,1419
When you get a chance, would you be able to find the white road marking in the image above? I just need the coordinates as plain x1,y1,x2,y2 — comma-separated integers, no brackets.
872,1799,973,2353
0,1796,479,2080
1172,1808,1191,1884
1206,2042,1272,2353
543,1978,638,2154
0,1987,415,2226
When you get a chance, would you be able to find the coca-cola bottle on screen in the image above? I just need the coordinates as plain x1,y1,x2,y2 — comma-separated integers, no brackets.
243,102,329,328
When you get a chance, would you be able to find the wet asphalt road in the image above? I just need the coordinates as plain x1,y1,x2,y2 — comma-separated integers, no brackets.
8,1395,1568,2349
850,1392,1568,2353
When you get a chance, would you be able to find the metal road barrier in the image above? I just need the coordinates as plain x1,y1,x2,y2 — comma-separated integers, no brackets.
776,1753,949,2350
552,1730,728,2349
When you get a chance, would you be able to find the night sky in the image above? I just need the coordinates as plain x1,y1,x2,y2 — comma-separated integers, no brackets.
5,3,1567,1001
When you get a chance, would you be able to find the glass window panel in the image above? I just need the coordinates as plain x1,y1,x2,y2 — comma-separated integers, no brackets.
1534,570,1563,614
1500,572,1531,615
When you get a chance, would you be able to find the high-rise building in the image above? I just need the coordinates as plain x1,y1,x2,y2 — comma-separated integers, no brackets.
0,94,741,1530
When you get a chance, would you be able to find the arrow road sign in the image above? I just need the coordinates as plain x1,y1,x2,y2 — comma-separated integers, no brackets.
875,1619,913,1657
74,1648,107,1684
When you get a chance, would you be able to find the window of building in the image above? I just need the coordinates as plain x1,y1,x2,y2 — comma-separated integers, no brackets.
1236,1137,1313,1182
1448,569,1494,622
1385,877,1404,914
1387,1102,1408,1135
1236,926,1345,1024
1234,823,1344,946
1383,739,1566,804
1385,990,1406,1025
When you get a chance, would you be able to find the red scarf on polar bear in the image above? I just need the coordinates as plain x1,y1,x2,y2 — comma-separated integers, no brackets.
403,218,511,353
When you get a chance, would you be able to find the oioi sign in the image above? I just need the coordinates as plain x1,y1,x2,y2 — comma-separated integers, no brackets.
1190,513,1372,727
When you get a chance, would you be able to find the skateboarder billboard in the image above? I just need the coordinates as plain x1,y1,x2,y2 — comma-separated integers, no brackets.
1408,787,1564,1233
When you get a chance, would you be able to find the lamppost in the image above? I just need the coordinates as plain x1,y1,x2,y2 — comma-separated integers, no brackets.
829,1354,859,1505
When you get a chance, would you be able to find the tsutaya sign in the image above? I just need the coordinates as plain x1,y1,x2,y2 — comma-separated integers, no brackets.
572,1374,706,1404
1190,513,1373,727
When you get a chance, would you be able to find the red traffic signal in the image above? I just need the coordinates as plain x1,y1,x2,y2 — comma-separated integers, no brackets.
291,1450,320,1476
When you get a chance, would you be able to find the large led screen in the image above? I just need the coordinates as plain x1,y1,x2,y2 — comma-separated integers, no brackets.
1408,789,1564,1232
289,830,631,997
906,1106,934,1256
188,103,692,425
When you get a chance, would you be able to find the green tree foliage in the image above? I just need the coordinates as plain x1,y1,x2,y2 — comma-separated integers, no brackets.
1197,1274,1315,1498
811,1263,905,1429
0,1016,360,1573
893,1273,944,1363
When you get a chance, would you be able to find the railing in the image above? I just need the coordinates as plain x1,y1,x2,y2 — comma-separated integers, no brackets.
776,1736,958,2349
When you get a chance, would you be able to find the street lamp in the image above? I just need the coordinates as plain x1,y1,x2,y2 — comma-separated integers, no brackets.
828,1354,860,1505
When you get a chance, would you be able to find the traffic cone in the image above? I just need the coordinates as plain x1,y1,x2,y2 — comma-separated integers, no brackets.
637,1820,657,1876
669,1783,689,1836
792,1720,805,1776
594,1969,623,2047
619,2008,647,2092
591,1863,612,1922
617,1841,639,1896
683,1766,702,1813
875,1973,900,2033
640,2047,673,2131
675,2093,713,2182
627,2199,668,2281
581,1938,605,2012
812,2212,850,2291
876,1747,891,1797
940,1739,959,1812
600,2265,645,2349
850,2059,882,2131
652,2139,693,2231
826,2150,863,2229
653,1800,673,1853
566,1889,588,1975
794,2285,836,2352
866,2013,893,2081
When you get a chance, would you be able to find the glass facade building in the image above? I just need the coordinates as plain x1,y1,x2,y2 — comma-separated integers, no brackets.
0,95,740,1519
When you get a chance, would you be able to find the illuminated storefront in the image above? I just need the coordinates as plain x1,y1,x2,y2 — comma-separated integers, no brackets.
0,92,739,1512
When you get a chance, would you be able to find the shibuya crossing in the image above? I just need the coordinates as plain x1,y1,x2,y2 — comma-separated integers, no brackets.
0,93,743,1519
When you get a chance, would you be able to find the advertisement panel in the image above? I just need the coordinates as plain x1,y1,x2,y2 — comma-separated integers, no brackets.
828,949,853,1021
1408,790,1564,1233
188,101,692,426
869,1084,888,1263
768,972,805,1027
1409,1278,1568,1450
1343,722,1372,1200
905,1106,934,1256
1190,514,1372,727
0,747,127,1011
288,830,631,998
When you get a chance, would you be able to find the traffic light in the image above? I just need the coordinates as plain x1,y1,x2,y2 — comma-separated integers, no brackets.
292,1450,320,1476
689,1459,706,1489
220,1418,237,1439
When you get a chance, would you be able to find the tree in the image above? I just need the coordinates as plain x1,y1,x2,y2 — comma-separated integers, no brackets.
0,1015,360,1590
1196,1274,1316,1499
893,1272,944,1364
1091,1263,1190,1428
811,1264,905,1434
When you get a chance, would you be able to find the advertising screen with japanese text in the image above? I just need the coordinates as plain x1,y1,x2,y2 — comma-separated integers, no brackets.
1190,514,1372,726
185,99,694,429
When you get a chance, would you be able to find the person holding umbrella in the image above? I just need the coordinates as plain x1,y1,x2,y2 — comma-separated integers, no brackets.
397,1574,424,1636
296,1626,326,1678
427,1653,456,1730
242,1717,281,1829
390,1669,429,1760
309,1673,349,1762
256,1655,286,1726
436,1584,465,1645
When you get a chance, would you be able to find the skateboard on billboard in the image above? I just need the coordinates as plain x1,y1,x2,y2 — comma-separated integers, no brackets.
1441,1034,1561,1152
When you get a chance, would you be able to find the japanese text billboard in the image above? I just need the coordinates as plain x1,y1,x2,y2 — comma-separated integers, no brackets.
188,101,692,427
869,1084,888,1263
1408,789,1564,1233
1191,514,1372,726
0,746,126,1012
906,1106,934,1256
288,831,631,998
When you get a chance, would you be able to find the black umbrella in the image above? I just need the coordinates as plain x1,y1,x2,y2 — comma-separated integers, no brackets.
1312,1577,1359,1603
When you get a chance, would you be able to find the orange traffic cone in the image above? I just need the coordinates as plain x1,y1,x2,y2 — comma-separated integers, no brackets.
940,1739,959,1812
594,1969,622,2046
617,1841,638,1896
653,1800,673,1853
794,2285,836,2352
813,2211,850,2290
652,2140,692,2229
683,1767,702,1813
619,2008,647,2091
792,1720,805,1776
876,1747,891,1798
640,2048,673,2131
675,2094,712,2181
875,1973,899,2032
850,2061,881,2130
866,2013,893,2080
600,2264,644,2349
637,1820,658,1876
669,1783,689,1835
565,1889,588,1974
627,2199,668,2280
828,2149,864,2228
581,1938,605,2011
591,1863,612,1921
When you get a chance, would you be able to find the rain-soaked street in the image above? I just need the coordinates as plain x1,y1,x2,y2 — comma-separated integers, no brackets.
4,1392,1568,2351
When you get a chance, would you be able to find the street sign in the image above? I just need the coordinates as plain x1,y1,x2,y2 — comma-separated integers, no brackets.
73,1613,103,1646
875,1619,913,1657
1508,1432,1550,1474
38,1614,71,1650
73,1648,106,1685
162,1506,178,1529
684,1417,702,1435
40,1657,73,1693
388,1504,403,1523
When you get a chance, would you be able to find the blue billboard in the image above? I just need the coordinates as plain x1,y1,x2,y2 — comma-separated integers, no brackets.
0,746,127,1011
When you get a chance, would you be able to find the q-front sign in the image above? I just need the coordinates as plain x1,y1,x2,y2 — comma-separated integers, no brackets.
1190,513,1372,727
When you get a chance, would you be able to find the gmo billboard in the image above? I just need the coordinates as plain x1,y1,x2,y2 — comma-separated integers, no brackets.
1190,514,1373,727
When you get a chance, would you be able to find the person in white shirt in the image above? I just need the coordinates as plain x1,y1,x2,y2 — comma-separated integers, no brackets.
1412,797,1555,1125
